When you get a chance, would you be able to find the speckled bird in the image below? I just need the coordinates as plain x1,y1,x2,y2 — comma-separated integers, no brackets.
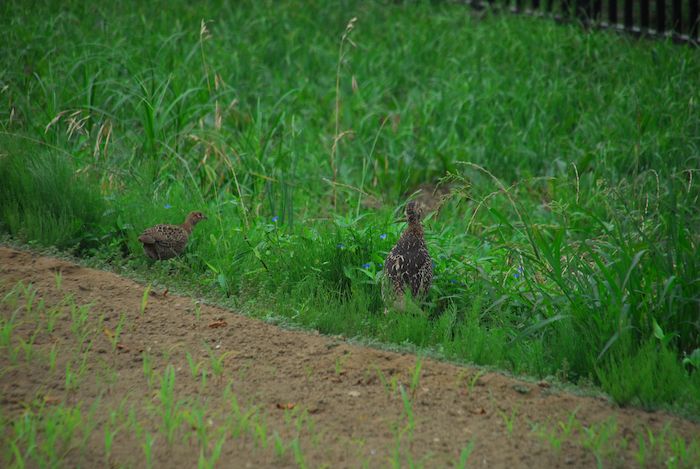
138,211,207,260
382,201,433,310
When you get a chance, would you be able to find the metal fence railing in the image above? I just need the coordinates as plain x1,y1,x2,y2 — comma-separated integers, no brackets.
466,0,700,45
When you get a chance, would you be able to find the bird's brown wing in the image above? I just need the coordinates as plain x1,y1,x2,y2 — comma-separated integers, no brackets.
138,224,187,245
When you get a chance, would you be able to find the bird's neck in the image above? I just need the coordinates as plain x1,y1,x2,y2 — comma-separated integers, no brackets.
405,221,424,238
181,219,195,233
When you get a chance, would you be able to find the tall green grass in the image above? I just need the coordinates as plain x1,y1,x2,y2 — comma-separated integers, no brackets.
0,138,108,250
1,0,699,415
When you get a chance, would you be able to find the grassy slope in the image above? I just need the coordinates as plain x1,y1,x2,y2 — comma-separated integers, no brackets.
1,0,699,416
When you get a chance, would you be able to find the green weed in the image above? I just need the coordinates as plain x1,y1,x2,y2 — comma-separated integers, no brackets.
185,351,203,379
456,440,475,469
466,371,485,395
45,306,61,334
7,405,84,468
0,309,19,352
373,366,400,398
193,301,202,321
155,365,184,445
409,356,423,399
142,352,155,388
140,284,152,316
142,432,156,469
496,406,518,437
48,342,58,373
109,313,127,353
103,410,120,464
291,437,306,469
198,432,226,469
273,431,287,458
204,344,231,382
580,418,619,468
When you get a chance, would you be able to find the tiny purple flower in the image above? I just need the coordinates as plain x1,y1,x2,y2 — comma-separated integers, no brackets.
271,215,279,222
380,233,387,240
164,204,172,209
450,279,458,284
362,263,371,269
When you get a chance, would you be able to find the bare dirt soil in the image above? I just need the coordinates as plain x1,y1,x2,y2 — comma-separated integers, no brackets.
1,246,699,468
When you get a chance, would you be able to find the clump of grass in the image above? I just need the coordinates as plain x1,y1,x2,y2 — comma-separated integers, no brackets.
456,440,475,469
596,339,700,411
6,405,85,468
155,365,184,445
140,284,152,316
0,142,107,250
531,413,700,468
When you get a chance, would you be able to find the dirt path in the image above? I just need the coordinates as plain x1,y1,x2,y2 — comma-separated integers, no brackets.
1,246,698,468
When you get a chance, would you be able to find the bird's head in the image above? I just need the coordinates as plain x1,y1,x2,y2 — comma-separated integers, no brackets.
405,201,423,224
186,211,208,226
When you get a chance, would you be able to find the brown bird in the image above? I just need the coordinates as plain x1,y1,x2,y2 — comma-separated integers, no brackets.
382,201,433,311
138,211,207,260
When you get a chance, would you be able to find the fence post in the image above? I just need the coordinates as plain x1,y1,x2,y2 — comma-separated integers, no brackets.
561,0,572,17
641,0,650,31
691,0,699,40
609,0,618,25
592,0,602,20
576,0,593,22
624,0,634,29
672,0,682,35
657,0,666,33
